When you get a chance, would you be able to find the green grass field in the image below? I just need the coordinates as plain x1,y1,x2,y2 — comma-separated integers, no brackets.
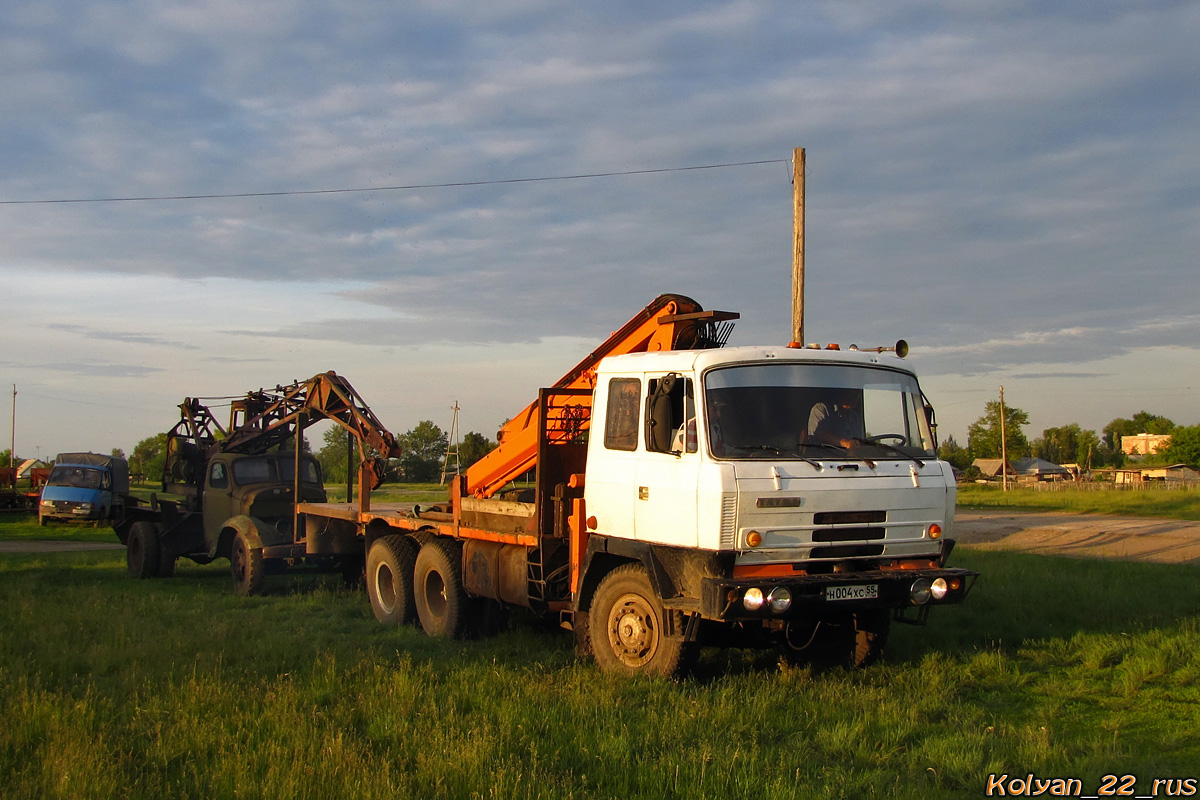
956,483,1200,520
2,502,1199,799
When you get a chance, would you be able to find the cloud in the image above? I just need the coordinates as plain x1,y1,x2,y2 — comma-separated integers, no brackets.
2,1,1199,455
45,323,200,350
1008,372,1111,381
32,362,165,378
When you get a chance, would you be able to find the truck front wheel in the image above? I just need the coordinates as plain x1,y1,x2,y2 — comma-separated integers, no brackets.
589,564,696,678
126,521,161,579
367,535,418,626
231,532,265,596
414,538,471,639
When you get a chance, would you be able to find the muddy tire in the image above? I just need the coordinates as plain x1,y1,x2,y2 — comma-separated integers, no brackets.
231,532,265,596
126,521,161,579
367,535,418,625
413,538,471,639
589,563,696,678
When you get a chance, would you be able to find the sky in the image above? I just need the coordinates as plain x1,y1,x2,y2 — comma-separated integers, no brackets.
3,0,1199,461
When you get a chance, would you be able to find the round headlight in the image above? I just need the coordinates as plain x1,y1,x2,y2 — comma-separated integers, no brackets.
743,587,765,612
767,586,792,613
910,577,932,605
930,577,949,600
746,530,763,548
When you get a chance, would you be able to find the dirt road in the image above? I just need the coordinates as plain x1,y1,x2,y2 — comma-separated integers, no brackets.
954,510,1200,565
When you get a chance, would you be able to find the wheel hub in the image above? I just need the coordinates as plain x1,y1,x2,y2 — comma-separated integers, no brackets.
374,563,395,612
608,594,658,666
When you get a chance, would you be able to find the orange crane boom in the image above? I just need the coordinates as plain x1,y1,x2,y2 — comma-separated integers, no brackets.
463,294,738,497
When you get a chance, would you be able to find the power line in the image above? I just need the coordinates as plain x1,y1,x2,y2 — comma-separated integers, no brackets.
0,159,786,206
17,389,161,413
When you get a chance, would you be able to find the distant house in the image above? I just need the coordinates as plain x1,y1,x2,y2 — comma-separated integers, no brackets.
1114,464,1200,485
1114,469,1144,485
1013,457,1072,481
972,459,1017,480
1142,464,1200,484
1121,433,1172,456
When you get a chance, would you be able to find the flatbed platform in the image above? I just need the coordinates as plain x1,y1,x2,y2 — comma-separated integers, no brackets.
297,501,417,523
298,499,538,546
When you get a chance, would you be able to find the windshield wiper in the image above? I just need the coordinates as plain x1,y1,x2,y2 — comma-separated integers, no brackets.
728,442,824,470
864,441,926,467
726,442,783,455
800,442,849,454
800,441,882,469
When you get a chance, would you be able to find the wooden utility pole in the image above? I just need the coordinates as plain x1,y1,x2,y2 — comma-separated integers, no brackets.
999,386,1008,493
791,147,806,344
9,385,15,472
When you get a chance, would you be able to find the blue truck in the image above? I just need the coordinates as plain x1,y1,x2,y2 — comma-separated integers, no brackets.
38,453,134,526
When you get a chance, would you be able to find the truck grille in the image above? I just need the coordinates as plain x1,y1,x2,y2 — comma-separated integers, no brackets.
810,544,885,559
812,527,885,542
812,510,886,525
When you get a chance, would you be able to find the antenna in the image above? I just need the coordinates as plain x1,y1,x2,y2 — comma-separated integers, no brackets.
440,401,461,484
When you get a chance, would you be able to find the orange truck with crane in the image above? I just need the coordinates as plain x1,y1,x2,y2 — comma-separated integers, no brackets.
296,294,975,676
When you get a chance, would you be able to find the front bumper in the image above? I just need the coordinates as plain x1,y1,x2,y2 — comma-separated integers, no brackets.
39,501,101,520
702,566,978,621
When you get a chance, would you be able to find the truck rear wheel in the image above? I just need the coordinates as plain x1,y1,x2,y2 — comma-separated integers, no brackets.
367,535,418,626
414,538,471,639
590,564,696,678
126,521,161,579
231,532,265,596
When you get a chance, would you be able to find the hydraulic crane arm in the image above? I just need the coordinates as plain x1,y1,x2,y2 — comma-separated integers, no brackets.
169,371,401,491
463,294,738,498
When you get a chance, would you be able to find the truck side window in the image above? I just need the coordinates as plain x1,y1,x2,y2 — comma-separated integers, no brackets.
603,378,641,451
646,373,695,454
209,462,229,489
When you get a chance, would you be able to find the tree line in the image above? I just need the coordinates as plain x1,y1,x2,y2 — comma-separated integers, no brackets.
938,406,1200,476
117,421,498,485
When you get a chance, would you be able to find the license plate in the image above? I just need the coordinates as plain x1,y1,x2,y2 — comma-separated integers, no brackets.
827,584,878,601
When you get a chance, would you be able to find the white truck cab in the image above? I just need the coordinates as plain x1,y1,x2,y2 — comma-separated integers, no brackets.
578,344,972,673
587,345,955,557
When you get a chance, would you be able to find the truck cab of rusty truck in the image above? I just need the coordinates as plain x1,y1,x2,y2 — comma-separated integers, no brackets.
198,452,327,557
582,345,966,629
39,453,129,525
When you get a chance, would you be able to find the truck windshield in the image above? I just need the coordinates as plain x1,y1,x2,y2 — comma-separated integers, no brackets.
704,363,936,460
232,456,322,486
47,466,104,489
